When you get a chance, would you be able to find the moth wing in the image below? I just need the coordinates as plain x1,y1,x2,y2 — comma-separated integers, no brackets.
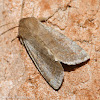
39,24,90,65
20,38,64,90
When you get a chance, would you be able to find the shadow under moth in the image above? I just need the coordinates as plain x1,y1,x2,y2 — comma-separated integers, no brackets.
2,17,90,90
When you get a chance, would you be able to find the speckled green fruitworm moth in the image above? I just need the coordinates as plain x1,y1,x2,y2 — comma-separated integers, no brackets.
18,17,90,90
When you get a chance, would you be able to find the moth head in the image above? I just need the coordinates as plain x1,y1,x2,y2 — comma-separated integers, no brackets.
18,17,39,39
0,17,39,42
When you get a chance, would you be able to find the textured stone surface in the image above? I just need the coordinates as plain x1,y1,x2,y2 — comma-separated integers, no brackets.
0,0,100,99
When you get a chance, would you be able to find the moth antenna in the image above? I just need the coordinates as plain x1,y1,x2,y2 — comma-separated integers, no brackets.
0,23,12,28
0,26,19,36
11,35,19,42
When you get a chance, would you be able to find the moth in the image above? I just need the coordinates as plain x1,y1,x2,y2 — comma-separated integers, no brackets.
15,17,90,90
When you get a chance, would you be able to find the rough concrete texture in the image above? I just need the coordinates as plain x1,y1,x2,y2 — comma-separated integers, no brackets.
0,0,100,100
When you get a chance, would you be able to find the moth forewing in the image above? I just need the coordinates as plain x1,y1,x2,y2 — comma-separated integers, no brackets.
39,23,90,65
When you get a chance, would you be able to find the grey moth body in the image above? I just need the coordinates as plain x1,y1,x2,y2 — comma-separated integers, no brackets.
18,17,89,90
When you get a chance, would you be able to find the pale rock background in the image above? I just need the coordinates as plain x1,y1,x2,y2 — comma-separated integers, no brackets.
0,0,100,100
